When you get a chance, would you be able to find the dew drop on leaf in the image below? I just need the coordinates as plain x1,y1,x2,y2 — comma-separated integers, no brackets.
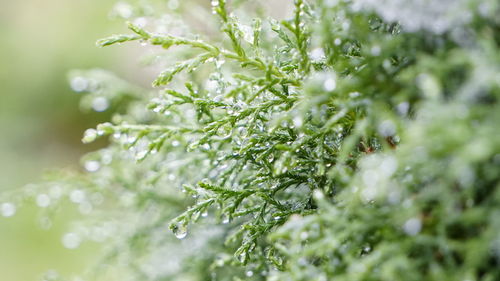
84,160,101,172
172,223,188,239
238,252,247,264
135,149,148,161
370,45,381,56
217,124,232,139
82,129,98,143
171,140,180,147
310,48,325,61
221,213,231,224
70,76,89,92
215,59,225,69
403,217,422,236
323,78,336,92
1,202,16,217
91,97,110,112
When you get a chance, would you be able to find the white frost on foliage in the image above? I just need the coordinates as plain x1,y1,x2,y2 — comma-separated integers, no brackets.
353,0,473,34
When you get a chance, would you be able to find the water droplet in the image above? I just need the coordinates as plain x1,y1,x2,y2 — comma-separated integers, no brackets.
221,214,230,224
36,194,51,208
334,38,342,46
342,21,350,30
84,160,100,172
201,210,208,217
70,76,89,92
187,141,199,152
403,217,422,236
215,59,225,69
387,189,401,204
378,120,396,137
300,231,309,240
349,91,361,98
171,140,180,147
152,105,163,113
245,270,254,277
172,223,188,239
82,129,98,143
238,252,247,263
217,124,232,139
370,45,381,56
1,202,16,217
310,48,325,61
135,150,148,161
380,156,398,177
416,73,441,99
211,0,219,7
323,78,336,91
126,135,137,145
70,190,86,204
267,153,275,163
62,232,81,249
396,101,409,116
293,116,303,127
91,97,109,112
313,189,325,201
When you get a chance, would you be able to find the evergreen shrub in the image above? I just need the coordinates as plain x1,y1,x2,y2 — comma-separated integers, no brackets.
3,0,500,280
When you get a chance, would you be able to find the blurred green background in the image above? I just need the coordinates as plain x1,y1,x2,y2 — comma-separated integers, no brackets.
0,1,140,280
0,1,290,280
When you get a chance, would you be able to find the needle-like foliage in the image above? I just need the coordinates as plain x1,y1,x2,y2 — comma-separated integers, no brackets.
2,0,500,280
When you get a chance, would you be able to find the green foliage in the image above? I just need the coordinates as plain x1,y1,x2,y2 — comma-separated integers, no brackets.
3,0,500,280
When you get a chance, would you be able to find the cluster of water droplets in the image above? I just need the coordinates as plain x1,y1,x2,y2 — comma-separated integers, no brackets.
205,72,226,96
352,0,474,34
69,74,111,112
306,71,338,93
